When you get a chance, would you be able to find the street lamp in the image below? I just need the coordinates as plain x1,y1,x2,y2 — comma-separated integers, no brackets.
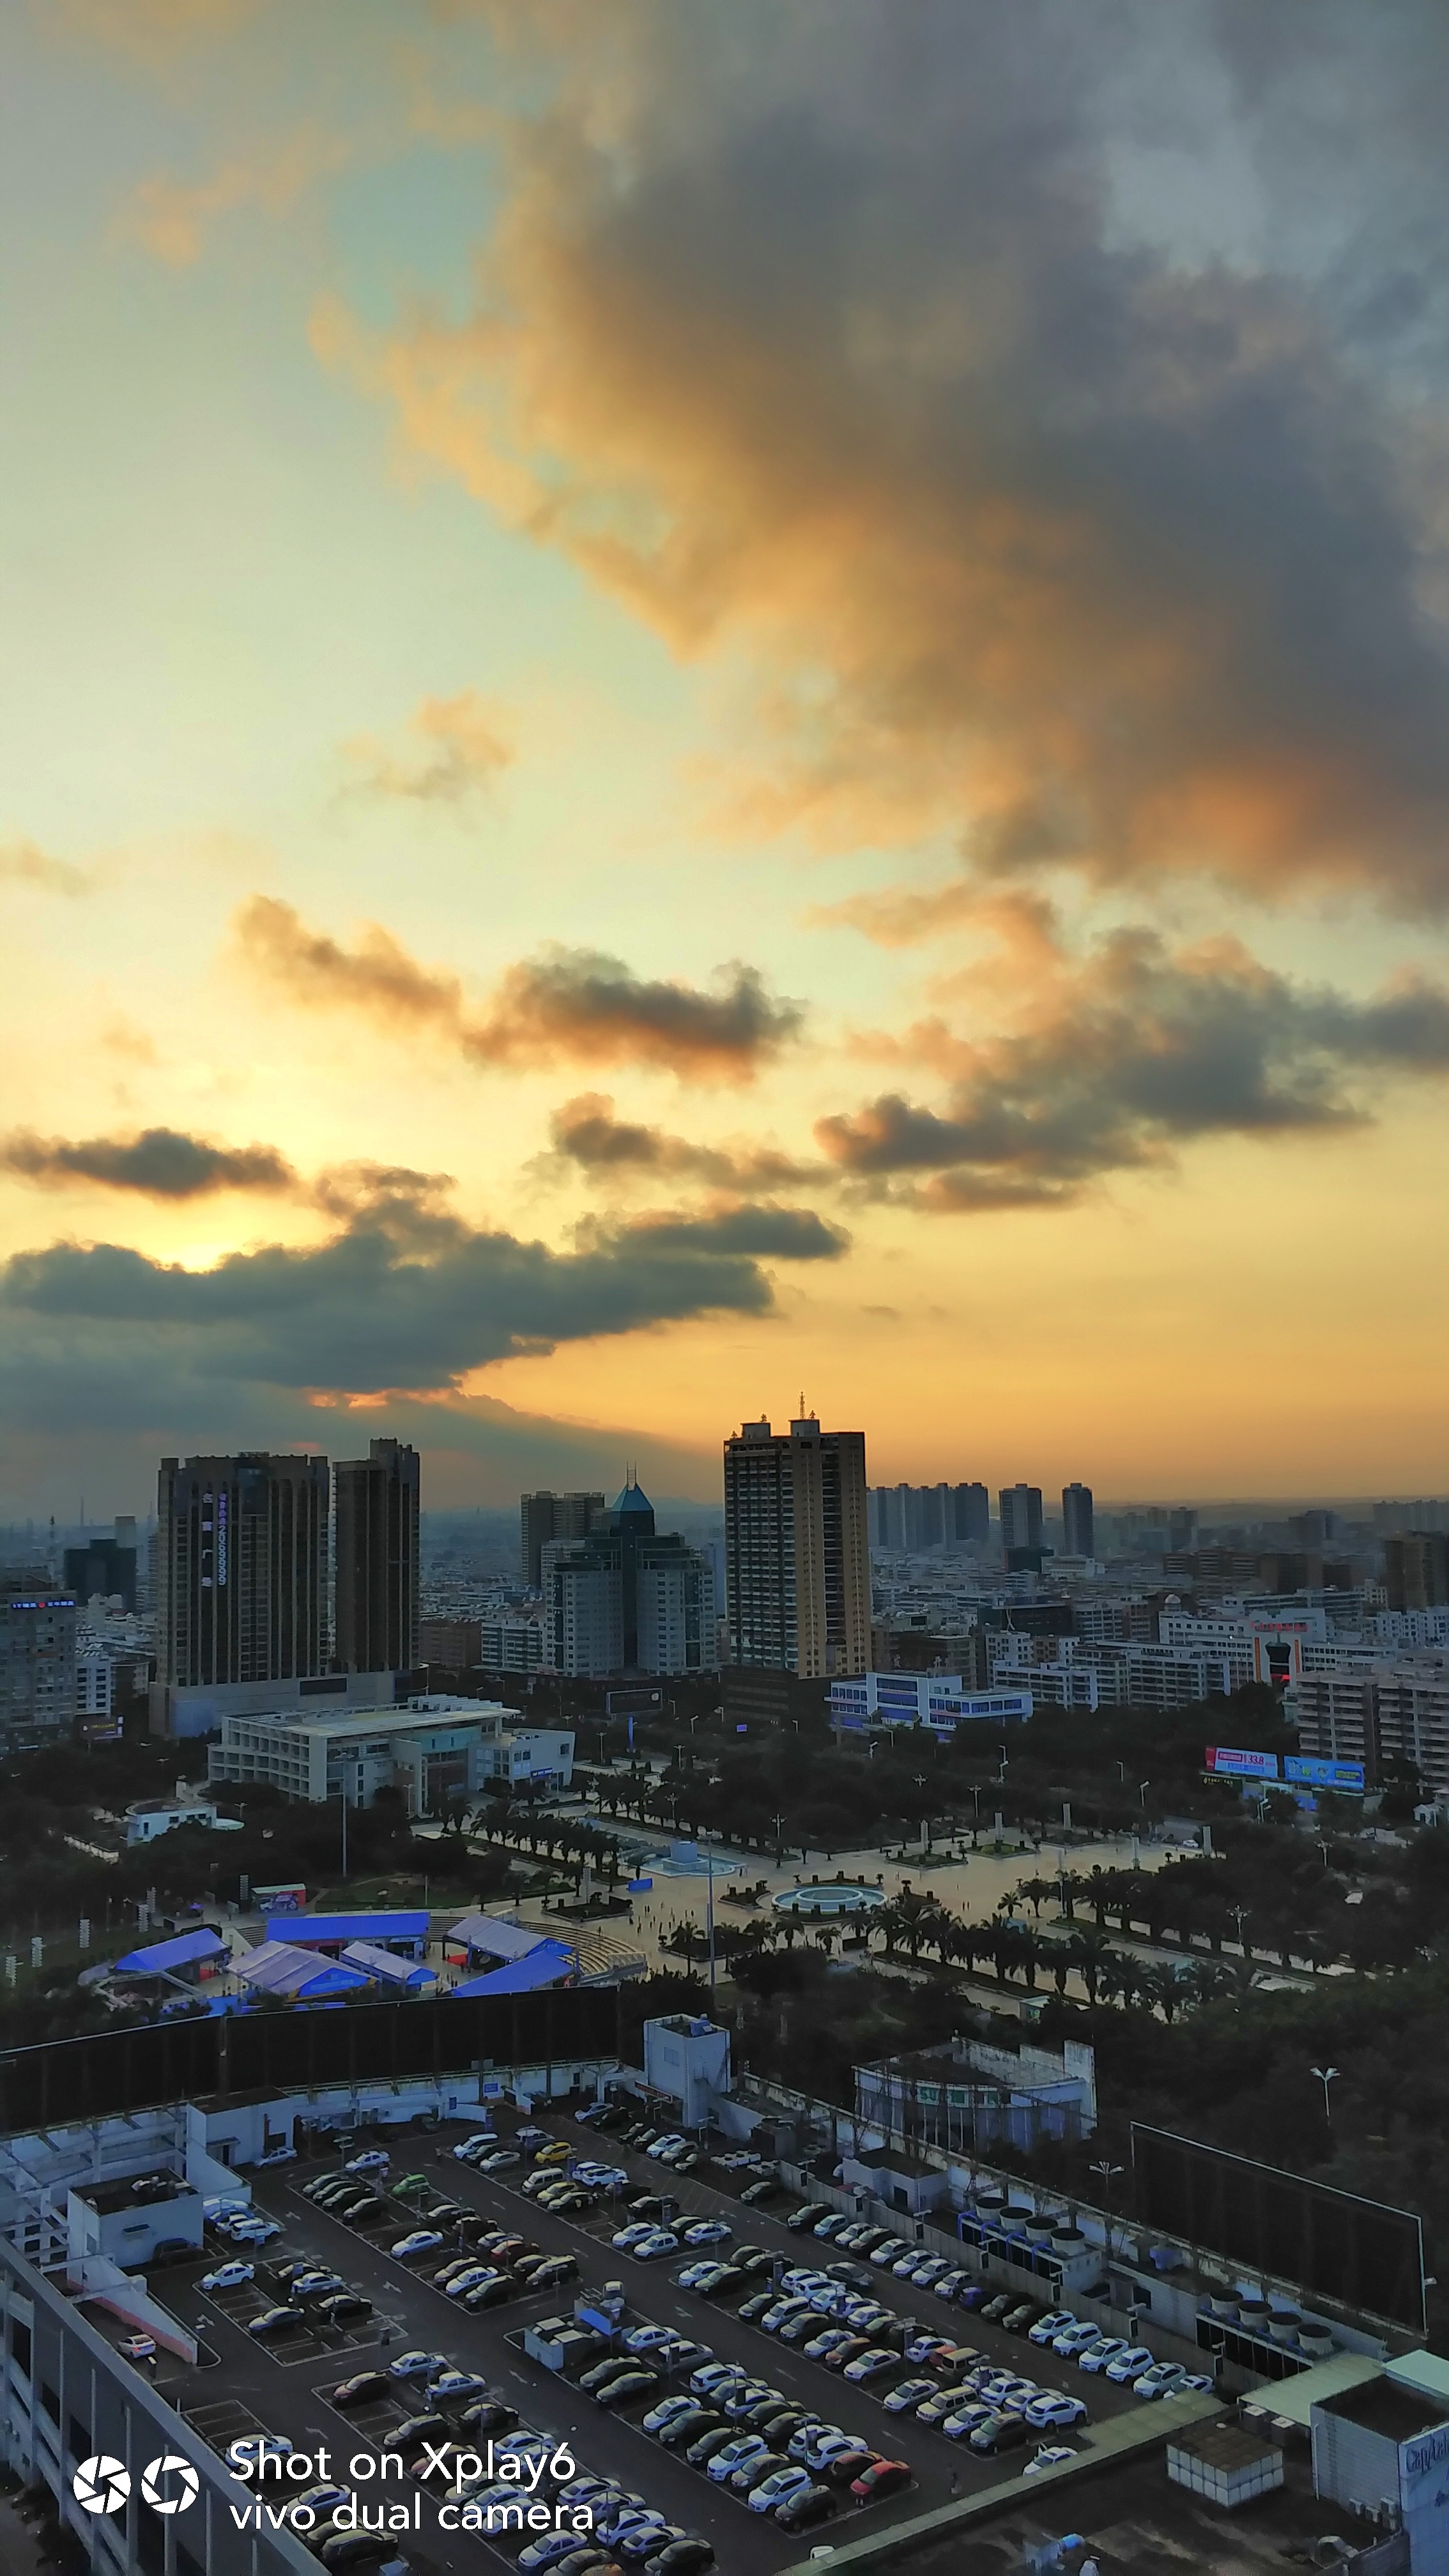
1312,2064,1339,2124
1090,2159,1124,2258
1137,1779,1150,1809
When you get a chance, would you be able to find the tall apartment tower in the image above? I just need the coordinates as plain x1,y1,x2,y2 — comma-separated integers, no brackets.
335,1438,420,1673
156,1454,329,1689
999,1484,1044,1554
724,1415,869,1678
0,1567,77,1749
520,1490,606,1588
1062,1482,1095,1558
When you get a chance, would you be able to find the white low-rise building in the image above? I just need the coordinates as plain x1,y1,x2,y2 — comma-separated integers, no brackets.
207,1694,574,1813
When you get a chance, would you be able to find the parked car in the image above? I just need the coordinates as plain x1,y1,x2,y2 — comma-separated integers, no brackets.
1024,2393,1087,2430
841,2349,900,2386
394,2230,446,2262
774,2485,839,2533
1103,2345,1156,2385
388,2350,448,2380
746,2467,813,2515
247,2306,305,2339
940,2405,995,2442
331,2372,388,2409
1133,2361,1190,2400
1028,2311,1078,2347
597,2370,661,2411
786,2202,833,2232
882,2377,937,2416
740,2177,782,2205
848,2459,911,2507
969,2412,1031,2456
200,2261,254,2292
344,2150,390,2175
643,2545,714,2576
1023,2444,1077,2478
1077,2336,1130,2375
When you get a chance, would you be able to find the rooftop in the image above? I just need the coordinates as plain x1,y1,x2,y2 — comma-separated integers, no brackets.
1322,2375,1449,2441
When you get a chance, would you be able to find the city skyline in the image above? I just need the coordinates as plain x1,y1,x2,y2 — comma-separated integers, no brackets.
7,4,1449,1514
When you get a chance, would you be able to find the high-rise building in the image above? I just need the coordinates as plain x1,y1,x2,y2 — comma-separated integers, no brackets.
724,1415,869,1678
999,1484,1044,1554
0,1568,77,1748
1384,1535,1449,1613
334,1438,420,1673
520,1490,606,1588
1167,1506,1199,1553
542,1480,714,1678
867,1480,990,1551
63,1517,138,1613
1062,1482,1094,1558
156,1454,329,1689
950,1482,991,1547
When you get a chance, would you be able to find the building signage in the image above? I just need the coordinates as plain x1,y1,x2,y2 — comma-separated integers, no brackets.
1284,1754,1366,1793
1204,1746,1279,1779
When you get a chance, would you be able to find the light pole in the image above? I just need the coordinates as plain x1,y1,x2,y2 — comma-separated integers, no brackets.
1312,2064,1338,2124
1090,2158,1124,2259
1138,1779,1150,1809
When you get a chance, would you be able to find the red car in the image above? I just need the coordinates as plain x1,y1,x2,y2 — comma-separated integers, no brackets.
850,2459,912,2508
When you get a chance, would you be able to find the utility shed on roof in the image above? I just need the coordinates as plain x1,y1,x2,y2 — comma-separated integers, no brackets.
233,1940,370,2000
340,1940,436,1991
1167,2418,1284,2510
111,1927,227,1979
451,1940,576,1997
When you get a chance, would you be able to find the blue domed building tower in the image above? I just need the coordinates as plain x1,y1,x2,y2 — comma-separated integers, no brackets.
540,1474,715,1680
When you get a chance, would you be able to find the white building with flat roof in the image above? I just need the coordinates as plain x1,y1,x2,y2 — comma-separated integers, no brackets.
830,1671,1032,1733
206,1694,573,1813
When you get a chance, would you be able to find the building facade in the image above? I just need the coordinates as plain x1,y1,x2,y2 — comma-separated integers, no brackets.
520,1489,605,1588
999,1483,1044,1554
1062,1482,1094,1559
155,1453,329,1690
725,1415,869,1678
0,1574,77,1749
204,1694,551,1813
333,1436,419,1673
542,1482,714,1679
831,1670,1033,1733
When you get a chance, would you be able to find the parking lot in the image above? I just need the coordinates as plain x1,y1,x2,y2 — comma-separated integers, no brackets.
120,2099,1182,2576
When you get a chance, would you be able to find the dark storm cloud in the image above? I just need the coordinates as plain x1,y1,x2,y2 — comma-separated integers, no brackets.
333,0,1449,908
236,897,802,1081
0,1126,298,1199
815,931,1449,1209
548,1092,822,1190
0,1195,847,1399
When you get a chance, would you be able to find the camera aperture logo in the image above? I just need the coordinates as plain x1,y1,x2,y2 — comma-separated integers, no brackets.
227,2435,594,2538
73,2454,200,2516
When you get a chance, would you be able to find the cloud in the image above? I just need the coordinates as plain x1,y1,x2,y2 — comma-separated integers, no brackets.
341,689,514,806
235,894,802,1081
815,927,1449,1209
316,2,1449,908
0,840,93,898
52,0,268,58
547,1091,822,1190
122,123,351,265
0,1193,848,1406
0,1128,298,1200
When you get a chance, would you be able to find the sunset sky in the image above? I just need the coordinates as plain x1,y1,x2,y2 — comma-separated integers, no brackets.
4,0,1449,1517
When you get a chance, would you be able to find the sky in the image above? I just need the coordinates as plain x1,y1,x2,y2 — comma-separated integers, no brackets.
4,0,1449,1518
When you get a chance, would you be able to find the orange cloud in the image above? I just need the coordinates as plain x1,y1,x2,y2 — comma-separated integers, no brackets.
234,897,803,1083
123,122,353,266
313,13,1449,909
341,690,514,806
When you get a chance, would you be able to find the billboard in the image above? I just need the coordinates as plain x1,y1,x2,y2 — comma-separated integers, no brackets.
1284,1753,1366,1794
1132,2125,1425,2333
1204,1745,1279,1779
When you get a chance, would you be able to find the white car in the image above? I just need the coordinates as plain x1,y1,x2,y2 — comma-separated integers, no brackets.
472,2149,521,2172
388,2349,448,2380
1023,2446,1076,2478
707,2436,769,2485
256,2143,296,2166
632,2230,680,2261
933,2269,970,2301
203,2196,250,2224
393,2230,445,2262
941,2405,995,2441
1078,2336,1129,2375
451,2135,496,2162
344,2148,390,2174
1104,2345,1155,2384
227,2436,293,2471
681,2220,732,2247
574,2163,628,2189
747,2466,814,2514
1028,2310,1078,2347
611,2222,656,2250
200,2261,254,2292
789,2426,857,2469
1024,2393,1087,2430
227,2217,279,2244
643,2396,698,2434
1053,2322,1103,2358
1133,2363,1189,2400
646,2135,687,2160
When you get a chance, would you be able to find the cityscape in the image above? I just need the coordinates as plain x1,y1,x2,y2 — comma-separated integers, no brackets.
6,6,1449,2576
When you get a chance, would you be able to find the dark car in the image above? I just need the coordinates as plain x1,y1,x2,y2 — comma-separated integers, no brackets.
579,2356,640,2395
775,2486,839,2534
659,2407,723,2451
459,2399,520,2435
823,2338,872,2374
822,2450,877,2489
735,2247,775,2277
970,2412,1031,2455
785,2202,832,2232
739,2177,782,2206
685,2427,736,2469
318,2293,372,2324
319,2537,395,2571
642,2545,715,2576
530,2255,580,2290
737,2290,775,2324
464,2276,513,2311
1002,2303,1043,2334
758,2410,815,2446
850,2459,912,2507
979,2293,1014,2322
381,2412,448,2451
728,2450,788,2495
247,2306,305,2339
330,2370,388,2408
597,2370,660,2411
958,2281,988,2310
694,2265,746,2299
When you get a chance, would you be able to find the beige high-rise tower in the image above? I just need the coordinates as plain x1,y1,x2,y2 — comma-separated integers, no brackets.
723,1414,868,1678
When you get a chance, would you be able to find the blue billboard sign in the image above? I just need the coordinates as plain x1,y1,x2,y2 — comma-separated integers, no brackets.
1284,1754,1366,1793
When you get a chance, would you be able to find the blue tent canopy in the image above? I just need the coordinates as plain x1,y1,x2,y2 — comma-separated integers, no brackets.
113,1927,227,1976
341,1940,436,1990
234,1940,369,1998
451,1940,576,1998
266,1910,429,1952
447,1913,548,1963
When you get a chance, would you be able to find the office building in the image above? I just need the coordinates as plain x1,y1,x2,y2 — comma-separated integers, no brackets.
61,1518,137,1613
999,1482,1044,1558
206,1692,571,1813
418,1614,483,1668
155,1452,329,1690
1384,1534,1449,1612
1062,1481,1094,1559
520,1488,606,1587
0,1570,77,1749
830,1670,1033,1734
334,1436,420,1671
724,1414,869,1678
542,1480,714,1678
479,1614,546,1672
